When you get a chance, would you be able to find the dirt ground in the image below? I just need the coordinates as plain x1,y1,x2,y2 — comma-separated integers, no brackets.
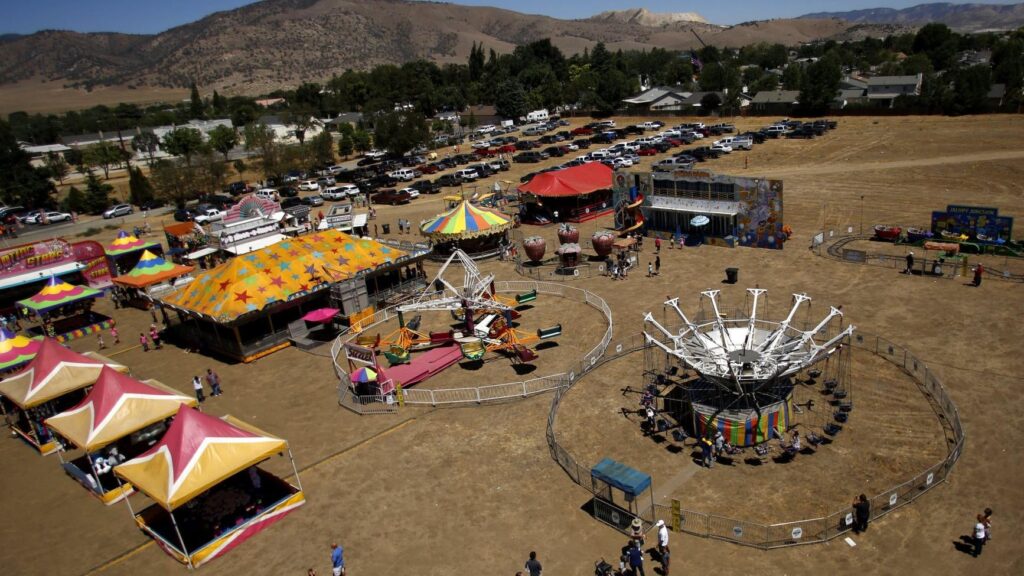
1,115,1023,576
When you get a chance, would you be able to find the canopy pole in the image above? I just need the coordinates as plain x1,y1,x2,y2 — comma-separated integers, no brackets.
169,510,194,570
287,446,303,493
113,472,138,520
83,449,105,496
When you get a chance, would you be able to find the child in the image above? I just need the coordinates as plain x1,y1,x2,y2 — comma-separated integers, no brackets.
149,324,162,349
97,333,105,350
110,326,119,344
648,262,653,277
139,333,149,352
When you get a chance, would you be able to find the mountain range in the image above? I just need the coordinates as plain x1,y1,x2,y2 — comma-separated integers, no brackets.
0,0,1019,98
799,2,1024,32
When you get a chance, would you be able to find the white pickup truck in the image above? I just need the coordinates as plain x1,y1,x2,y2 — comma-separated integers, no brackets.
194,208,225,224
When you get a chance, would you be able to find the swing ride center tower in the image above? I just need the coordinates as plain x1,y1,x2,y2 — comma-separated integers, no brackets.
643,289,854,446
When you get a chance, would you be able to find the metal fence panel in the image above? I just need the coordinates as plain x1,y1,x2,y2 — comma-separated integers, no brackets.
707,514,767,547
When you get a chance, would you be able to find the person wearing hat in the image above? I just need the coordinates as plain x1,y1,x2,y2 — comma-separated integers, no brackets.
905,251,914,274
630,517,646,548
655,519,670,575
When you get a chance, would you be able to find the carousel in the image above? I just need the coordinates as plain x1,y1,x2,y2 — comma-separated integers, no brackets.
420,200,513,259
44,366,197,504
114,406,305,568
0,338,127,454
17,275,110,343
112,250,195,308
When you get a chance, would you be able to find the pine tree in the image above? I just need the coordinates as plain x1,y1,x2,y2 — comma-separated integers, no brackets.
128,166,155,206
189,82,204,119
83,171,112,214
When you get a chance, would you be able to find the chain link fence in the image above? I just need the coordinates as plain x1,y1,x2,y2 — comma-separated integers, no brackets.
547,328,965,549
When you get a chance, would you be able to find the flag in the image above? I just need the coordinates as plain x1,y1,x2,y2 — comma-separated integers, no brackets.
690,51,703,71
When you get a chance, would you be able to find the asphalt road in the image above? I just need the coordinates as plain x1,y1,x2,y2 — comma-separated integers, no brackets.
2,208,170,247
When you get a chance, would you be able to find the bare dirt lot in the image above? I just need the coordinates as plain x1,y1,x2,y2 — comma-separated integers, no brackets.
1,115,1023,576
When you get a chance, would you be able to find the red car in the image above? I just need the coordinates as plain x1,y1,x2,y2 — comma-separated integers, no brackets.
498,144,517,153
418,164,439,174
571,127,593,136
637,146,658,156
474,148,495,157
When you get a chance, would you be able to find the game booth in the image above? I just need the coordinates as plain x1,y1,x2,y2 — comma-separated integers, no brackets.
155,230,410,362
518,163,613,223
589,458,656,533
44,366,197,504
419,200,513,259
113,406,305,568
163,222,209,265
105,230,162,276
112,249,195,308
0,327,41,375
0,238,112,314
17,275,111,343
0,338,127,455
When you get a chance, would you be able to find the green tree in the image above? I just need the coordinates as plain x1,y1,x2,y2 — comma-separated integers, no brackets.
309,130,335,167
338,133,354,158
352,129,372,154
131,131,160,164
372,110,429,157
189,82,204,119
127,165,155,206
233,158,247,176
195,151,230,193
0,119,55,208
231,104,257,128
62,185,87,213
948,64,993,114
912,23,958,70
83,141,123,179
700,92,722,115
64,148,85,174
83,170,112,214
781,64,805,90
44,152,69,184
798,55,842,114
150,159,198,208
207,124,239,161
494,82,528,119
243,123,283,181
162,127,205,166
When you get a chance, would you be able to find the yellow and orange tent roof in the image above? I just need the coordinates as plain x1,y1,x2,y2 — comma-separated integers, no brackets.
114,406,287,510
113,250,194,289
158,230,405,323
0,338,127,409
45,366,196,452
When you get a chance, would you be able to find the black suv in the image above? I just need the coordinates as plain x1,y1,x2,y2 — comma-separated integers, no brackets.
436,174,463,187
514,151,545,163
411,179,441,194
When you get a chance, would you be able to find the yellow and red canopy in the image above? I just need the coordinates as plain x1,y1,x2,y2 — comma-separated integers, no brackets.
0,338,127,409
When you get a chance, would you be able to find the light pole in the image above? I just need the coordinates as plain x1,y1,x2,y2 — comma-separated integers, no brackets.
859,195,865,236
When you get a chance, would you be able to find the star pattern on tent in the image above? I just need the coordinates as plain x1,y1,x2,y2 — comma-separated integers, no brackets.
336,255,349,266
234,290,252,303
270,276,285,288
305,264,317,275
268,252,281,261
289,249,300,257
257,286,267,294
218,280,232,291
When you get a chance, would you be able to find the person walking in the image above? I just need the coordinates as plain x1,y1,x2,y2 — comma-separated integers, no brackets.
655,237,661,253
149,324,162,349
524,551,542,576
150,305,159,324
973,263,984,286
905,251,914,274
110,326,119,345
972,513,986,557
96,333,105,350
655,255,661,276
982,507,993,542
701,436,714,468
647,262,653,277
852,494,870,534
627,541,646,576
139,333,149,352
206,368,222,397
655,519,670,575
330,543,345,576
192,376,205,403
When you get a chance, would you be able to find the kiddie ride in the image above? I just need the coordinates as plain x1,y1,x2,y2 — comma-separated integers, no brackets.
375,249,560,366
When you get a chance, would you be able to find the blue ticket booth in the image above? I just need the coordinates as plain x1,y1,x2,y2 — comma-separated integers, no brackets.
590,457,655,533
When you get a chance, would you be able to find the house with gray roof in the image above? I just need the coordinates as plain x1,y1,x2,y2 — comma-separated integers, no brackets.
622,86,692,112
751,90,800,113
867,74,923,107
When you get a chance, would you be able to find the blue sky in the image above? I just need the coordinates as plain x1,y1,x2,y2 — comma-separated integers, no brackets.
3,0,1020,34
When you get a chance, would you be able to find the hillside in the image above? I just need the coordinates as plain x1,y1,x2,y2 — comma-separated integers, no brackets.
588,7,709,26
0,0,899,98
800,2,1024,32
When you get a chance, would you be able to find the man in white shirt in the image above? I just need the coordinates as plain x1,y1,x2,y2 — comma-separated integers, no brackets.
973,514,986,557
655,519,670,575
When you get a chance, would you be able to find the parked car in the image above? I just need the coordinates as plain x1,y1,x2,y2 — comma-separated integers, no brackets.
411,179,441,194
298,179,320,191
321,186,347,201
514,151,544,163
194,208,225,225
102,203,133,219
255,188,279,201
710,142,732,153
398,187,421,199
316,176,336,188
469,164,495,178
277,186,299,198
302,195,324,207
224,181,250,196
280,197,305,209
488,159,511,172
436,174,462,187
28,211,72,225
371,189,413,205
455,168,480,181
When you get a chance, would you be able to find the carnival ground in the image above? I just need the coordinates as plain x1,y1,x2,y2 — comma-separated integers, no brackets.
1,115,1023,575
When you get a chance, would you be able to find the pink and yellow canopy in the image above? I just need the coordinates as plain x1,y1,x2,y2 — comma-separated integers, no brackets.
106,230,160,257
112,250,194,289
17,275,103,315
0,338,127,409
420,201,511,241
0,328,42,372
115,405,287,510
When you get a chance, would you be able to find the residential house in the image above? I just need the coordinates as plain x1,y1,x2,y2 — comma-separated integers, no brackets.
326,112,363,130
866,74,923,108
622,86,692,113
833,89,869,109
840,76,868,91
255,115,325,144
750,90,800,114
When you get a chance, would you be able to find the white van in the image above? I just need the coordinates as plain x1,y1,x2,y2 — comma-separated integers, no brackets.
525,109,549,123
455,168,479,181
388,168,415,182
320,186,345,201
255,188,278,201
298,179,319,191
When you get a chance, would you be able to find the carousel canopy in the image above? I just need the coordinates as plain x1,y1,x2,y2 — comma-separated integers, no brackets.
114,405,287,511
0,338,127,409
17,275,103,315
113,250,194,289
0,328,42,372
44,366,196,452
518,162,612,198
106,230,161,257
158,230,406,323
420,200,512,240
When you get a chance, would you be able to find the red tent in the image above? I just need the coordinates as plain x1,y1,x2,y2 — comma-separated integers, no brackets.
519,163,613,197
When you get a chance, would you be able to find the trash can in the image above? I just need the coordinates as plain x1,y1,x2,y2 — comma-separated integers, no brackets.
382,223,391,234
725,267,739,284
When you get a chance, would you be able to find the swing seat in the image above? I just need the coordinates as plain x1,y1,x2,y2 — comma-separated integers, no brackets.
536,324,562,339
513,345,538,363
355,333,380,349
384,345,410,366
515,289,537,304
429,330,454,344
406,315,422,331
460,340,487,361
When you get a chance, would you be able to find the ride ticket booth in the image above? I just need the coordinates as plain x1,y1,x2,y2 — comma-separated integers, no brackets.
589,457,655,534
